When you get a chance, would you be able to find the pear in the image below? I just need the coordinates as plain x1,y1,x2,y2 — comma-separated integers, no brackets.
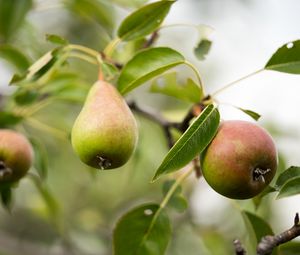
71,80,138,169
0,129,34,184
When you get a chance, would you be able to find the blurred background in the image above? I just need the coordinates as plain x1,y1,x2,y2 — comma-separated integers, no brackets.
0,0,299,254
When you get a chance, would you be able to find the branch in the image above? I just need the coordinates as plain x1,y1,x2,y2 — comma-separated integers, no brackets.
257,213,300,255
142,31,159,48
128,101,175,148
233,213,300,255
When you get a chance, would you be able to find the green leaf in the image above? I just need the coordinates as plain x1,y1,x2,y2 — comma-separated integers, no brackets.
118,0,175,41
238,107,261,121
242,211,277,254
11,48,65,86
112,0,149,8
118,47,185,94
152,104,220,181
194,39,212,61
65,0,115,33
30,138,48,180
0,45,31,72
13,89,39,105
46,34,69,45
276,166,300,189
277,176,300,199
101,62,119,81
193,24,214,61
38,72,89,103
0,185,13,211
0,111,23,128
280,242,300,255
265,40,300,74
113,203,171,255
150,72,203,103
0,0,33,42
162,180,188,213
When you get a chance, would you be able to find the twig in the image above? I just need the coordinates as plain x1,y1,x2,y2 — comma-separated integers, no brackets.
143,31,159,48
193,156,202,178
233,213,300,255
256,213,300,255
234,239,246,255
128,101,175,148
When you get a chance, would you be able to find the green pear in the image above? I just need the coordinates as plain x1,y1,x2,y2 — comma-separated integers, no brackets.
0,129,34,183
71,80,138,169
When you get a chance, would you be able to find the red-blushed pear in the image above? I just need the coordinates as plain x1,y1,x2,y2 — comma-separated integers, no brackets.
0,130,34,184
200,120,277,199
71,80,138,169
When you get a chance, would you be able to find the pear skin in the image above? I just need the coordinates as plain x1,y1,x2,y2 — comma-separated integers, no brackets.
71,81,138,169
0,129,34,183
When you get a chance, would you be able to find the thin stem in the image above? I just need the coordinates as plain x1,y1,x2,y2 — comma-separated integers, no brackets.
103,38,121,57
160,23,212,31
160,167,194,209
140,167,194,247
26,117,69,141
184,60,205,96
211,69,264,97
67,44,100,58
68,52,98,65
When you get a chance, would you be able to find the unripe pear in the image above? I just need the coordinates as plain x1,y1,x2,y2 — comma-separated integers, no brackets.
200,120,277,199
0,129,34,183
71,80,138,169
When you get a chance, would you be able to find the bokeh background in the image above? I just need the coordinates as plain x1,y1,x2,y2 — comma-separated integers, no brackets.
0,0,299,254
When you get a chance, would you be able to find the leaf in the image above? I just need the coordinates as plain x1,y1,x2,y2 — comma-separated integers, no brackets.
0,0,33,41
150,72,203,103
243,211,274,242
265,40,300,74
162,180,188,213
113,203,171,255
118,0,175,41
152,104,220,181
65,0,115,33
0,45,31,72
238,107,261,121
242,211,277,254
11,48,65,85
118,47,185,94
275,166,300,189
112,0,149,8
277,176,300,199
30,138,48,180
280,242,300,255
0,185,13,211
46,34,69,45
0,111,23,128
13,89,39,105
194,39,212,61
101,62,119,81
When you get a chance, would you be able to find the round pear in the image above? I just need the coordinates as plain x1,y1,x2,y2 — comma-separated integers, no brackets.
200,120,277,199
0,129,34,183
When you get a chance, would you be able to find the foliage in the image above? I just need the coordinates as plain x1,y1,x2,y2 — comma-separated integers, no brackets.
0,1,300,255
